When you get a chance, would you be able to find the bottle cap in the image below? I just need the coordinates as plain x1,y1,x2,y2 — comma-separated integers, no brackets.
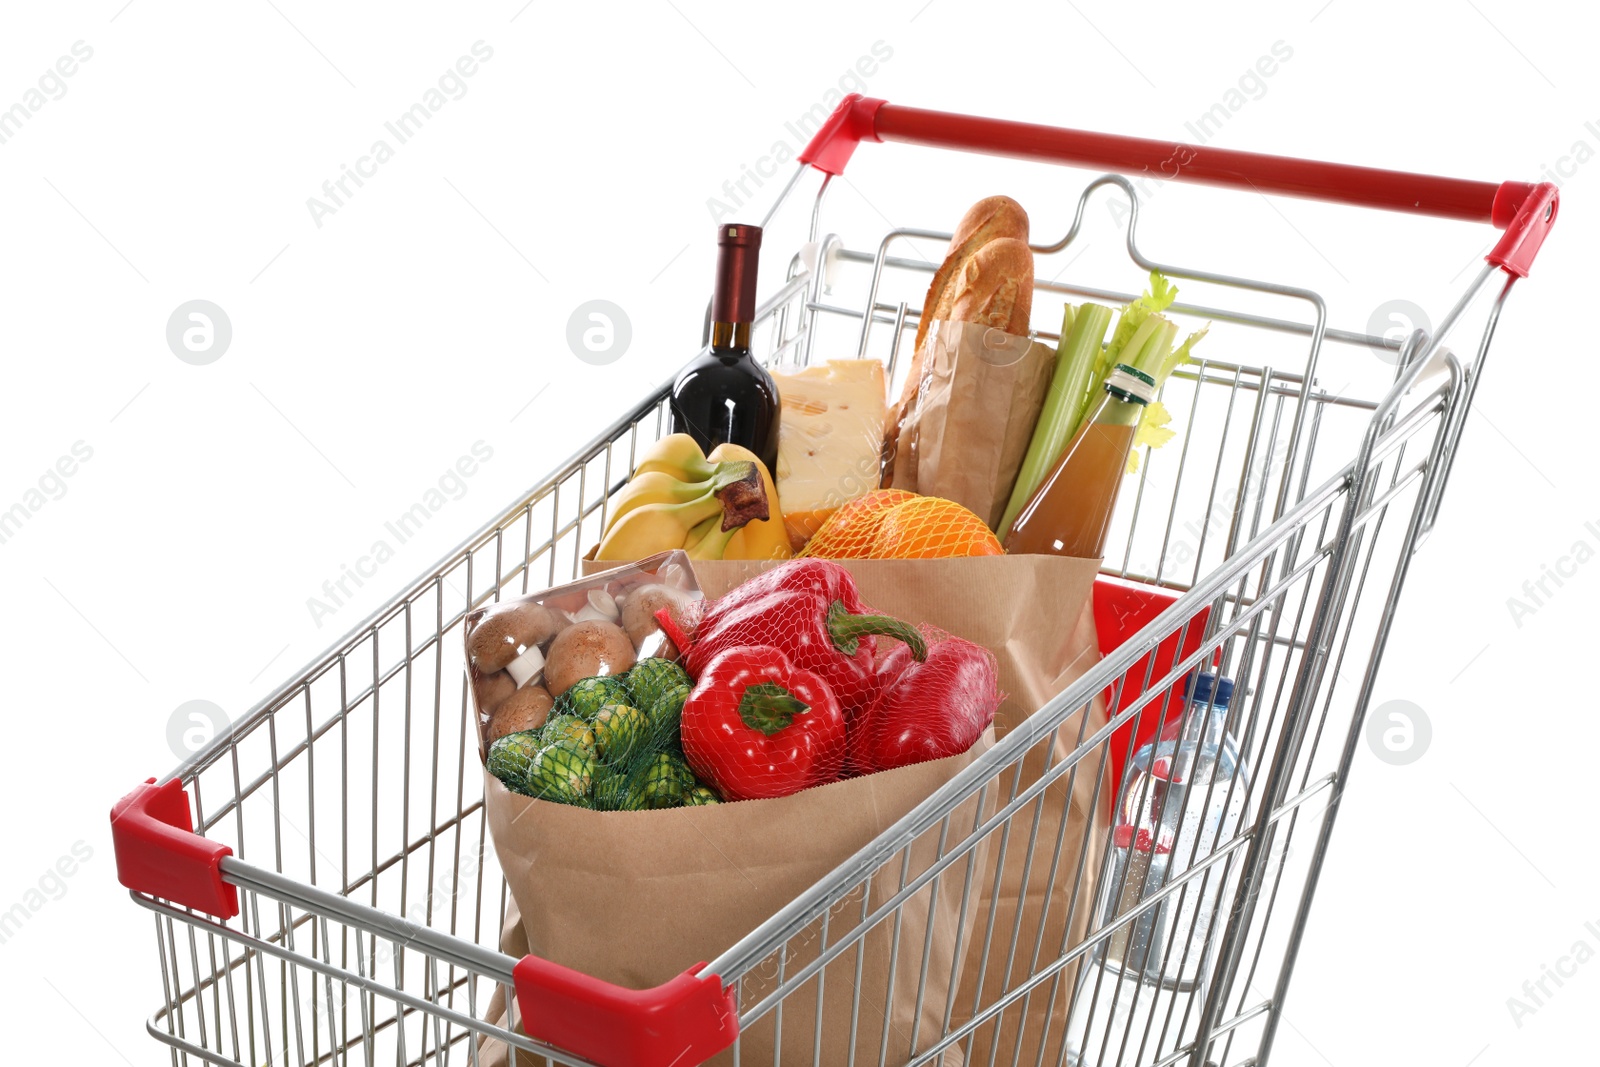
713,223,763,325
1185,671,1234,707
1104,363,1156,404
717,222,762,249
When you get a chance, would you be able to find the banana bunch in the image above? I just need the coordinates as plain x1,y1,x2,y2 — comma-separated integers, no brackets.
595,435,792,562
702,442,791,560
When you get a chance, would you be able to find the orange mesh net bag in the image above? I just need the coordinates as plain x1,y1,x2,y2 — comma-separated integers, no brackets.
799,489,1003,559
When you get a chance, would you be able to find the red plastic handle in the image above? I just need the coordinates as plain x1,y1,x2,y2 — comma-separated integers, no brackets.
798,96,1559,272
111,778,238,919
513,954,737,1067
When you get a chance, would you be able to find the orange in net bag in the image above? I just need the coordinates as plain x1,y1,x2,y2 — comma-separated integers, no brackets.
801,489,1003,559
799,488,917,558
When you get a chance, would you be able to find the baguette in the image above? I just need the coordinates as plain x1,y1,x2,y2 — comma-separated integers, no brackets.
911,195,1030,358
883,196,1031,487
947,238,1034,334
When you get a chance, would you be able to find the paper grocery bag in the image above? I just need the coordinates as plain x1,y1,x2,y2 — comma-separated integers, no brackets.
481,555,1105,1066
699,558,1109,1067
478,737,994,1067
768,558,1107,1067
891,321,1055,530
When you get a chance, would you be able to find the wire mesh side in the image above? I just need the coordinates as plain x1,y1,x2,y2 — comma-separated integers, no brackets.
139,268,819,1067
141,266,822,1065
703,361,1458,1067
135,879,600,1067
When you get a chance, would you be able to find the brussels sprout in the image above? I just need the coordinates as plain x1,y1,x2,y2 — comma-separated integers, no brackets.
541,714,597,758
683,784,722,806
644,680,691,751
555,675,631,720
592,703,649,766
591,769,645,812
485,731,544,794
626,658,690,713
528,738,595,805
636,752,694,809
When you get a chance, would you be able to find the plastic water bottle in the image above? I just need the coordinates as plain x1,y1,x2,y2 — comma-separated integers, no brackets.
1068,672,1249,1066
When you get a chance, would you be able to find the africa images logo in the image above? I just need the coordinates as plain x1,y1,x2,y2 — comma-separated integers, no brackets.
1504,519,1600,628
305,41,495,228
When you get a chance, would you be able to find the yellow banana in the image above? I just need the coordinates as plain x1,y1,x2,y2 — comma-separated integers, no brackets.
603,470,717,536
593,492,725,561
683,514,739,560
597,435,780,560
631,434,717,483
602,431,771,545
708,443,792,560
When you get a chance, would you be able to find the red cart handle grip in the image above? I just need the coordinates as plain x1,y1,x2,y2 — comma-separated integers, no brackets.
111,778,239,919
513,954,737,1067
799,95,1558,275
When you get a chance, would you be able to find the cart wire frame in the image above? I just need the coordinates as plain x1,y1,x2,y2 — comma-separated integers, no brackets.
114,98,1552,1067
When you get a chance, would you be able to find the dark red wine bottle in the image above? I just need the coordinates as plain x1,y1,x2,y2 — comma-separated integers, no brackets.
669,223,781,474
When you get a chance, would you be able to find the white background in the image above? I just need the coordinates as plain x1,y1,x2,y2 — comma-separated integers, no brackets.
1,1,1596,1063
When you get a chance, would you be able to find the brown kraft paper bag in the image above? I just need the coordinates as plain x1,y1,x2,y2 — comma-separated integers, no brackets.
800,558,1109,1067
891,321,1056,530
482,555,1105,1066
480,740,992,1067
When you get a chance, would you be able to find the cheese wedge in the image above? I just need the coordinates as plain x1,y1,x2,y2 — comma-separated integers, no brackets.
771,359,888,551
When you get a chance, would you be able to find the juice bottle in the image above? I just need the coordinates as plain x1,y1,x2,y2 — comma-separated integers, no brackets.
1003,364,1154,558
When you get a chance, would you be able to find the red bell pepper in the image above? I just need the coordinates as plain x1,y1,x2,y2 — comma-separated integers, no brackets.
661,560,927,719
852,628,1001,773
713,558,870,613
679,589,926,718
680,645,846,801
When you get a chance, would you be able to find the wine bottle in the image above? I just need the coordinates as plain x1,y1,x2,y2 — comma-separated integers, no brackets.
670,223,781,474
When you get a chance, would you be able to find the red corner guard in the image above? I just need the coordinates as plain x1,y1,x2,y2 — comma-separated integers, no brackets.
1487,181,1559,279
513,955,737,1067
797,94,885,176
111,778,238,919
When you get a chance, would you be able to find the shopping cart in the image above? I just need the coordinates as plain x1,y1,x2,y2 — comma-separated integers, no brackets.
112,95,1557,1067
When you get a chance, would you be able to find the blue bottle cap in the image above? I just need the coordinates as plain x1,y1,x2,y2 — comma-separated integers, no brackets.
1185,671,1235,707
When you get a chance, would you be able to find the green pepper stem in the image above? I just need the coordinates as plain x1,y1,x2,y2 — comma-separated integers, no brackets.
739,682,810,735
826,601,928,662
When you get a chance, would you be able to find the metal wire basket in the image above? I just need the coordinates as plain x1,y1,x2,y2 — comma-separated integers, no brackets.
112,96,1557,1067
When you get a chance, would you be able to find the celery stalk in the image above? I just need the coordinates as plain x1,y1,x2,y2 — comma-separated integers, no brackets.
1131,320,1178,381
1125,318,1208,474
997,302,1114,539
1119,316,1166,377
1155,323,1208,384
1102,270,1177,369
1059,304,1117,451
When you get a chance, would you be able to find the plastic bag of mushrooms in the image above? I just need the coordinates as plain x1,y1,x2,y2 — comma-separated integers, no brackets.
464,549,703,755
